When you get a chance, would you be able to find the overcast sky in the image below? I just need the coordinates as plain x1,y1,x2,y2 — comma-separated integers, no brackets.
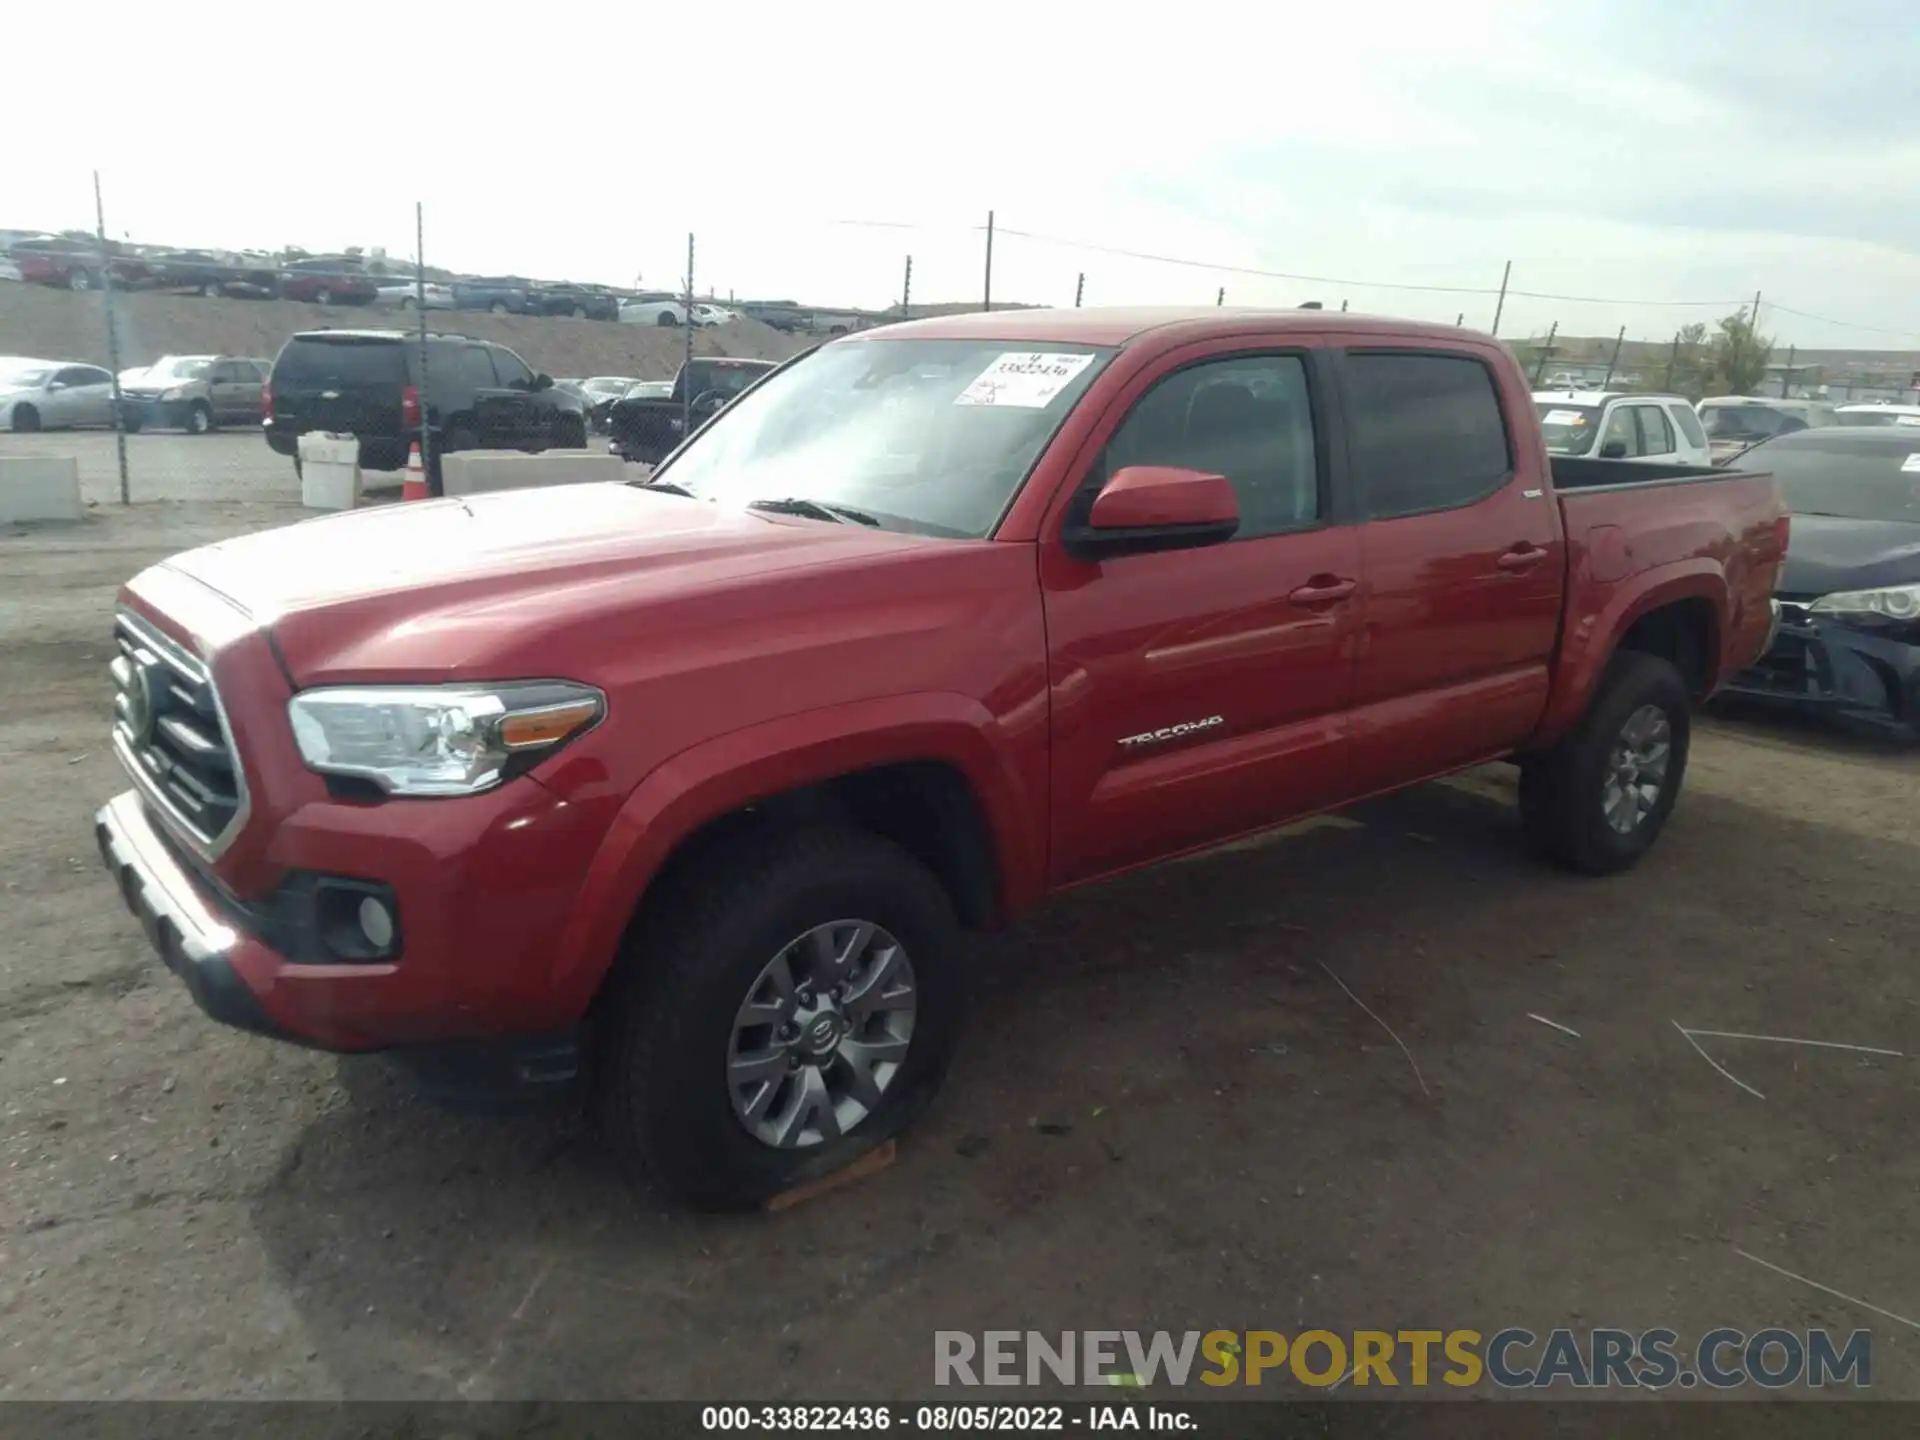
12,0,1920,349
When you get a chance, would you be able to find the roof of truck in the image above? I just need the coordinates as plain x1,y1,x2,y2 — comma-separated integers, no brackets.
860,306,1482,348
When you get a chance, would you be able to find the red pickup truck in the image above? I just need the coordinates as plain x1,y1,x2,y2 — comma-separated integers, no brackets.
95,309,1786,1207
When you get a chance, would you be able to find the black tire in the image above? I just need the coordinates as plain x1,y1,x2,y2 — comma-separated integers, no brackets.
198,279,222,298
594,826,966,1209
489,301,509,315
572,305,588,319
657,311,679,327
121,414,143,434
68,269,94,292
10,404,40,434
315,287,334,306
400,296,416,310
1520,651,1691,875
185,402,214,435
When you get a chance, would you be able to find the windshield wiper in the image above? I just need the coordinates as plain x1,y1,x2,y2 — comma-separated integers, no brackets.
638,478,694,496
745,497,881,527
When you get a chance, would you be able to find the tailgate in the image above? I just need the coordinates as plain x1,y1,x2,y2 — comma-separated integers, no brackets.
270,337,406,436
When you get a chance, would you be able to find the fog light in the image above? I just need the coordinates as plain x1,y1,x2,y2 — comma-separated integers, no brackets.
358,895,395,951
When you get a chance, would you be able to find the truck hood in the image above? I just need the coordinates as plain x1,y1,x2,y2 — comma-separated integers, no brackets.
1778,513,1920,598
155,482,937,683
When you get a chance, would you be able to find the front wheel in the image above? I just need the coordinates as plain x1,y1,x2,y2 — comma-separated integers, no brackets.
10,404,41,433
314,287,334,306
1520,651,1691,875
184,402,214,435
656,311,679,327
594,827,966,1209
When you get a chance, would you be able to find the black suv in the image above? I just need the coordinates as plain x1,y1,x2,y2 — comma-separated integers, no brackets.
264,330,588,488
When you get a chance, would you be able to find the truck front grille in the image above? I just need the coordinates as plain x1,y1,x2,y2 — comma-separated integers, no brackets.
111,612,245,850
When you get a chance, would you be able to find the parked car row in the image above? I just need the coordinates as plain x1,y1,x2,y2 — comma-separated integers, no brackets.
0,353,271,434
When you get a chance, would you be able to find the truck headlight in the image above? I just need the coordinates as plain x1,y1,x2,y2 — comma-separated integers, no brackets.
287,683,603,796
161,386,187,401
1808,584,1920,623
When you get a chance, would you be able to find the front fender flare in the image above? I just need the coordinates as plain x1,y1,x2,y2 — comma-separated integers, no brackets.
546,691,1044,1014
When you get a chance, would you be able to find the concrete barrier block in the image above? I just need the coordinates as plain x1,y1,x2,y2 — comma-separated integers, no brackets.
440,450,630,497
0,453,84,522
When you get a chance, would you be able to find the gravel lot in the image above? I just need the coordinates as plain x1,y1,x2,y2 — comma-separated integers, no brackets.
2,486,1917,1405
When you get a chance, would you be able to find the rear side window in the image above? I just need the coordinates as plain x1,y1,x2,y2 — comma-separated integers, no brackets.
1668,402,1707,448
1345,353,1511,519
1635,404,1675,455
273,339,405,386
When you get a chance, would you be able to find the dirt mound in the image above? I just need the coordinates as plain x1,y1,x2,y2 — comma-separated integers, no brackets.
0,282,811,380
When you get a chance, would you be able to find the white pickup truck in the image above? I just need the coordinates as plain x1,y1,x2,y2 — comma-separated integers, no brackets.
1534,390,1712,466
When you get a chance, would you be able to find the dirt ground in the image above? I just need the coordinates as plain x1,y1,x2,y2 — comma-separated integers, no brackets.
1,484,1917,1405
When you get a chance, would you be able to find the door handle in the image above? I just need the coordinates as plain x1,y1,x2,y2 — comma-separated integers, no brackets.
1288,576,1357,605
1497,545,1547,571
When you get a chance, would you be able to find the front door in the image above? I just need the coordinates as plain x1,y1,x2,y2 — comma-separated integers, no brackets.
1040,342,1362,884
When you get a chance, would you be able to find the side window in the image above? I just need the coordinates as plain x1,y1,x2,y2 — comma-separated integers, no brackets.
1097,353,1320,539
57,366,106,387
1599,405,1639,457
458,347,498,389
209,361,238,384
1635,404,1675,455
1668,402,1708,449
489,348,534,388
1345,352,1511,519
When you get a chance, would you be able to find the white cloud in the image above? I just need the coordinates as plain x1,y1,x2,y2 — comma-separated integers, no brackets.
8,0,1918,347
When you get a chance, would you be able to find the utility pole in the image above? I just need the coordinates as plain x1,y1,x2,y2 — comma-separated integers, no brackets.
1601,325,1627,389
1340,299,1348,312
901,255,913,319
982,210,994,313
682,233,695,438
415,202,430,479
1074,272,1084,308
1455,312,1464,327
1531,321,1559,385
94,170,129,506
1215,286,1225,307
1663,330,1682,391
1490,259,1512,337
1783,343,1796,398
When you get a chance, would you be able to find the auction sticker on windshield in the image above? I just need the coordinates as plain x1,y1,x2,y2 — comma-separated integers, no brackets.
1542,410,1586,426
954,352,1096,408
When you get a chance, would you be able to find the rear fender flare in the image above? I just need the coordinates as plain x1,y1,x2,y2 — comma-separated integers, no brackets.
1529,560,1727,749
547,692,1043,1012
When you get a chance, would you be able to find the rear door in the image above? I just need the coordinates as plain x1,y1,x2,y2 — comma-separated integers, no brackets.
1041,337,1363,883
269,336,406,438
1337,344,1565,795
208,360,253,423
470,345,546,447
1632,402,1680,462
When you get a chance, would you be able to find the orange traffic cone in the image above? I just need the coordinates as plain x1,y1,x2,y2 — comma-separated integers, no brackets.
401,440,431,502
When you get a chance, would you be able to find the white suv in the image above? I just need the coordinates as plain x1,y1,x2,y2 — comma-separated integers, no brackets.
1533,391,1712,466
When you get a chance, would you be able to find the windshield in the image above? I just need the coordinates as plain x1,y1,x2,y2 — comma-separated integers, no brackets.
1700,402,1801,441
146,356,212,380
1749,438,1920,522
655,339,1116,538
583,376,631,394
1536,402,1602,455
628,380,672,397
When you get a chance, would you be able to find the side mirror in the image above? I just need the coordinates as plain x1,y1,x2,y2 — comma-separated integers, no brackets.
1600,439,1628,459
533,373,554,391
1067,465,1239,560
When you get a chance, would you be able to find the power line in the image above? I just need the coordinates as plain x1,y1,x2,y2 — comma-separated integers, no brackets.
832,216,1918,340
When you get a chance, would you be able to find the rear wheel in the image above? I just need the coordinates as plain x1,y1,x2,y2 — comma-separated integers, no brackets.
1521,651,1691,875
10,404,40,433
594,826,965,1209
314,287,334,306
489,301,509,315
657,311,679,327
68,269,94,292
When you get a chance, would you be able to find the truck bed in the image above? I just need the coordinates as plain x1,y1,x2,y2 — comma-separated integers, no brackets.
1550,456,1761,490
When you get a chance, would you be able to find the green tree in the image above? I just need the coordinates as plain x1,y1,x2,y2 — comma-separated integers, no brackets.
1710,308,1774,396
1659,322,1713,400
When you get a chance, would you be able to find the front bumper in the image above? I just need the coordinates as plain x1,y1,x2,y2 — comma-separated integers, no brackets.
95,790,587,1098
1723,601,1920,735
117,396,191,428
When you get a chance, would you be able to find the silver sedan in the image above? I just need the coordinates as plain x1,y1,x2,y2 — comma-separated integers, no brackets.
1,359,117,432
